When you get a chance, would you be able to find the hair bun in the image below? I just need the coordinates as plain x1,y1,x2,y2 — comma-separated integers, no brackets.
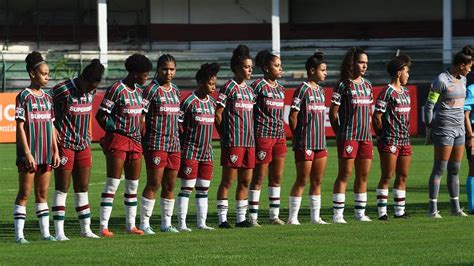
313,52,324,61
462,45,473,56
233,44,250,57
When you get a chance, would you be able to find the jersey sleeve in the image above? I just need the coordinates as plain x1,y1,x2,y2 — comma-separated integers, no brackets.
465,84,474,110
14,93,26,121
217,83,233,108
141,84,157,113
375,88,391,113
99,85,121,114
290,85,305,111
51,83,69,102
331,82,344,105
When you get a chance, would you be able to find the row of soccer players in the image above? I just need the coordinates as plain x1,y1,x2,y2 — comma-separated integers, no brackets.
12,44,473,243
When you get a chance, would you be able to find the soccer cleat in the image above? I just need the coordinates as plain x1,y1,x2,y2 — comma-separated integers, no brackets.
311,218,330,225
15,238,29,244
378,214,388,221
287,219,301,225
197,224,215,230
250,219,262,227
394,213,409,219
160,226,179,233
270,218,285,225
427,211,442,219
355,215,372,222
80,231,100,238
178,226,192,232
55,234,70,241
100,228,115,237
218,221,233,229
126,227,144,235
332,216,347,224
451,210,468,217
140,227,156,235
41,235,57,241
235,220,253,228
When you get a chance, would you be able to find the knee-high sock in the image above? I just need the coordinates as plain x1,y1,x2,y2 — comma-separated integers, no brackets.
195,179,211,227
217,199,229,224
333,193,345,218
269,187,281,220
177,178,196,228
393,189,406,216
160,198,175,229
140,197,155,229
248,190,261,221
52,190,67,237
354,193,368,218
309,194,321,222
428,160,447,214
288,196,302,222
36,202,51,238
74,192,92,234
13,205,26,240
236,200,248,223
376,189,389,217
447,161,461,213
124,179,139,230
100,177,120,230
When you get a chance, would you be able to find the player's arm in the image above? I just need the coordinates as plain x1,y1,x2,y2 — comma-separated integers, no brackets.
16,121,35,170
465,109,473,148
424,90,440,128
214,106,224,136
95,109,108,131
288,109,298,135
372,111,383,136
329,103,339,135
51,127,60,168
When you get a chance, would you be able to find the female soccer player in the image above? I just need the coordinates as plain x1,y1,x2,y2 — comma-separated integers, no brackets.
13,51,60,243
288,52,329,225
373,54,412,220
176,63,220,231
465,71,474,213
425,46,473,218
248,50,286,226
215,44,255,228
51,59,104,240
96,54,152,237
139,54,181,234
329,47,373,223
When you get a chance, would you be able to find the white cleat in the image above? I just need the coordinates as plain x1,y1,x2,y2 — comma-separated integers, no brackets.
55,234,70,241
81,231,100,238
270,218,285,225
355,215,372,222
427,211,442,219
332,216,347,224
250,219,262,227
178,226,192,232
287,219,301,225
452,209,468,217
311,218,330,225
197,224,215,230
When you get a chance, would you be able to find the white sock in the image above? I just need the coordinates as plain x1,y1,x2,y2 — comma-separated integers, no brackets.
217,199,229,224
74,192,92,234
376,188,389,217
13,205,26,239
124,179,139,230
288,196,302,222
309,194,321,222
100,177,120,230
160,198,175,229
354,192,368,218
248,190,261,221
36,202,51,238
177,178,196,228
236,200,248,223
333,193,345,218
195,179,211,227
393,189,406,216
140,197,156,229
269,187,281,220
52,190,67,237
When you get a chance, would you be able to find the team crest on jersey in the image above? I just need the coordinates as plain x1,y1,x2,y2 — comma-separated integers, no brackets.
88,94,93,102
267,92,273,98
124,98,130,104
60,156,68,165
389,146,397,154
345,145,354,154
305,150,313,156
31,103,38,109
184,167,192,176
257,151,267,161
230,154,238,164
153,157,161,165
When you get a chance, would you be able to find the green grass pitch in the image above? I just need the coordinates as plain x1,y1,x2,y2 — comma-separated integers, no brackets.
0,141,474,264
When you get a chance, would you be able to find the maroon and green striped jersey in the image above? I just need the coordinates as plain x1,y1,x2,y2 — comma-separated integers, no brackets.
15,88,55,165
291,82,327,150
251,78,285,139
99,80,143,143
142,80,181,152
180,92,216,161
51,78,94,151
331,78,373,141
374,85,411,146
217,79,255,148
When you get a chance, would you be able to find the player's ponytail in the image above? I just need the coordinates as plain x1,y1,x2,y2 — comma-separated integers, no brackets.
255,50,277,72
386,54,411,78
305,52,326,73
453,45,473,66
80,59,105,83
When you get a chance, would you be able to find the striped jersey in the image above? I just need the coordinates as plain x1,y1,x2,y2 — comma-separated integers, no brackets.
142,80,181,152
252,77,285,139
15,88,55,165
291,82,327,150
217,79,255,148
99,80,143,143
51,78,94,151
180,92,216,161
331,78,373,141
374,85,411,146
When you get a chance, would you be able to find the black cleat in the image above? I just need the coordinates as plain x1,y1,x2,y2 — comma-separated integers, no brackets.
394,213,409,219
378,214,388,221
235,220,253,228
218,221,233,229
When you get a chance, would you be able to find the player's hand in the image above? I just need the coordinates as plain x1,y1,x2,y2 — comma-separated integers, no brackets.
25,152,36,171
52,152,60,168
466,137,474,150
425,127,432,145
